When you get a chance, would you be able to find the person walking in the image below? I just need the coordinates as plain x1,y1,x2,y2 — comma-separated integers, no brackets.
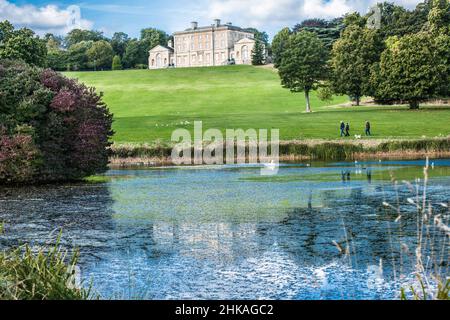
365,121,371,136
340,121,345,137
345,123,350,137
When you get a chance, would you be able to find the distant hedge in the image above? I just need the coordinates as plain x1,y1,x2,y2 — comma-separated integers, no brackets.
0,60,113,184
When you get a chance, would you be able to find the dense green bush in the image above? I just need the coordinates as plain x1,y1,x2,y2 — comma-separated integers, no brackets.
0,59,113,184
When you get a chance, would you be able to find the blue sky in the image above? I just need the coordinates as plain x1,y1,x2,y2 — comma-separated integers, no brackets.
2,0,423,38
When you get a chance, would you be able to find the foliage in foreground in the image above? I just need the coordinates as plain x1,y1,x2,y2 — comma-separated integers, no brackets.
395,161,450,300
0,239,91,300
0,59,114,184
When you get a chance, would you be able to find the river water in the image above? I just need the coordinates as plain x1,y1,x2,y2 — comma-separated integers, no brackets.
0,159,449,300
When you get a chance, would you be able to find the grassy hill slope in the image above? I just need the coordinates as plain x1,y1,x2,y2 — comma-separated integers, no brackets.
65,65,450,143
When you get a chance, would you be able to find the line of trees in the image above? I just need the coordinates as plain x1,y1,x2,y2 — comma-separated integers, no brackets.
0,20,270,71
274,0,450,110
46,28,170,71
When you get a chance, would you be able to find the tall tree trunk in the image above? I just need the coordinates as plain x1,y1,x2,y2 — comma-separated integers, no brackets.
356,96,360,106
305,90,311,113
409,100,419,109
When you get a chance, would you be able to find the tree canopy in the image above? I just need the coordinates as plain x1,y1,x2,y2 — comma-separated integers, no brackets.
0,21,47,67
330,25,384,105
278,31,328,112
87,40,114,70
373,31,450,108
271,27,291,68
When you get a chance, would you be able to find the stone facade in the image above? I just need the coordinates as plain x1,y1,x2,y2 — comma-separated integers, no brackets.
149,20,257,69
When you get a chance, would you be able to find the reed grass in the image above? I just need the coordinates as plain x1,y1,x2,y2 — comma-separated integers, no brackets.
0,235,92,300
379,159,448,299
110,137,450,165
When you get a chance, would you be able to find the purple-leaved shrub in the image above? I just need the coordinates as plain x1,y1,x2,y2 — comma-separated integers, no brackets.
0,59,113,184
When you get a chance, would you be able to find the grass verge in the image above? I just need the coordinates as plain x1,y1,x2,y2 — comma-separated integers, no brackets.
109,137,450,166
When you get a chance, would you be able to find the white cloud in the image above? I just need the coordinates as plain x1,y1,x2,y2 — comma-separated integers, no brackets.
202,0,423,35
0,0,93,35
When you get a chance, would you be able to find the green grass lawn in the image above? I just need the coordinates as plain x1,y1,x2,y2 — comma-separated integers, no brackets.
65,65,450,143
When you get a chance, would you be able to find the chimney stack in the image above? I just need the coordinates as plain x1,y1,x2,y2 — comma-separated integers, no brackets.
214,19,221,27
191,21,198,29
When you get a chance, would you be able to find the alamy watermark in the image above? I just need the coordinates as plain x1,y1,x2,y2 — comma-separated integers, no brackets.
66,5,83,30
367,5,382,30
171,121,280,175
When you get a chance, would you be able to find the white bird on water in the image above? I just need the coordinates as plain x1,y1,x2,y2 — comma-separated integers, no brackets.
264,160,278,170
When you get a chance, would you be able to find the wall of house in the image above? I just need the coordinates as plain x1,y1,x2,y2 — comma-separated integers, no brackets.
149,49,172,69
172,27,254,68
149,23,257,69
233,40,256,65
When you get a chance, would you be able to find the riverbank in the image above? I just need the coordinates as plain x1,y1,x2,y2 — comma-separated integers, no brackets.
109,137,450,167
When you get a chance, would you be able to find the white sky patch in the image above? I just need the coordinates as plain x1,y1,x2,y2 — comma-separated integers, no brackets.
202,0,423,33
0,0,93,35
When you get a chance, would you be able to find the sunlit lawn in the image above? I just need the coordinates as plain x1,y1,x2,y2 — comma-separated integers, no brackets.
65,65,450,143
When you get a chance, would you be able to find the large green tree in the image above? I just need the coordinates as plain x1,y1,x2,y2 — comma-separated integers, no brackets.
271,27,291,68
112,55,123,70
64,29,105,48
427,0,450,34
251,40,265,65
278,31,328,113
123,39,147,68
87,40,114,70
140,28,169,54
330,25,384,105
111,32,130,58
67,41,93,71
373,31,450,109
45,34,67,71
293,18,345,51
0,21,47,66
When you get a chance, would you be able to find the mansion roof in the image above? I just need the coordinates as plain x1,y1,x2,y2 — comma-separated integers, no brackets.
149,45,174,52
173,22,253,36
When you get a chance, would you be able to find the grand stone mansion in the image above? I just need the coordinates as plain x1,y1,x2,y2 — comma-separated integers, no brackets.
149,19,257,69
